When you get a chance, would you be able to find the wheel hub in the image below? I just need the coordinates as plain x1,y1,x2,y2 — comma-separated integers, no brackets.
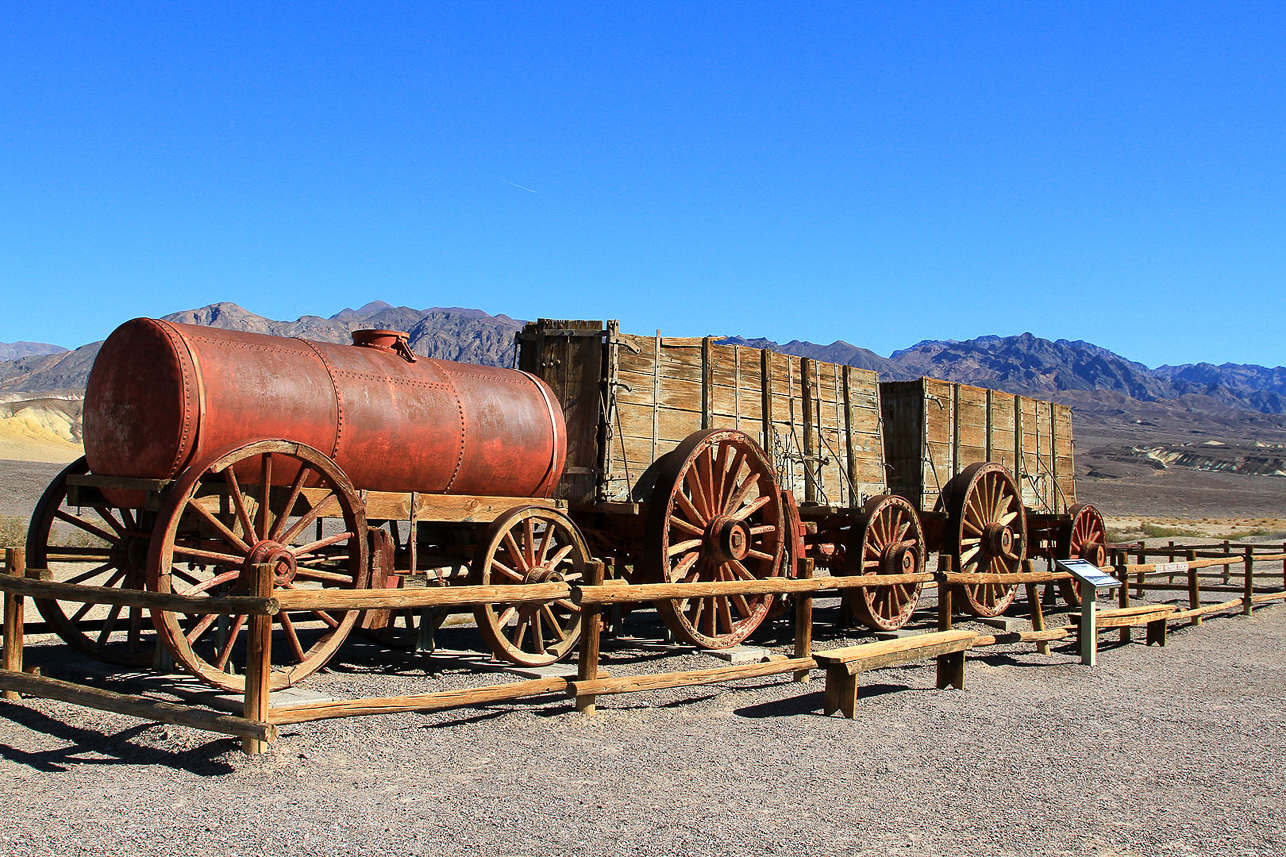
881,543,919,575
1081,542,1107,567
705,516,751,564
983,523,1014,557
245,540,297,586
524,566,567,585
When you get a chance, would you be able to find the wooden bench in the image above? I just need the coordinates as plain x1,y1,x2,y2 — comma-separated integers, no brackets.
813,629,977,718
1069,604,1176,647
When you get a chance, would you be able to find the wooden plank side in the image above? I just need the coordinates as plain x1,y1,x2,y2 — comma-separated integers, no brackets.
617,401,703,445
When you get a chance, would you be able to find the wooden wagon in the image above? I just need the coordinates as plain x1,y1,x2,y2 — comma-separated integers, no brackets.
880,377,1107,610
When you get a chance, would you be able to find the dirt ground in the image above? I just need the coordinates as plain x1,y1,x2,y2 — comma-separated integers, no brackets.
2,452,1285,856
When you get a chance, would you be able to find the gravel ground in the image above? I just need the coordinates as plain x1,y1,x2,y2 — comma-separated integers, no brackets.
2,593,1284,857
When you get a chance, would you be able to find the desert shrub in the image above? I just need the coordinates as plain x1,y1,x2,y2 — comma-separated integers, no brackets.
1140,523,1203,539
0,515,26,548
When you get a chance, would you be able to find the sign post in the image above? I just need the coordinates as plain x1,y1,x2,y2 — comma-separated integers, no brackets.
1058,559,1122,667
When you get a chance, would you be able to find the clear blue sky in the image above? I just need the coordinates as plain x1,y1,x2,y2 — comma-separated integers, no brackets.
2,3,1283,368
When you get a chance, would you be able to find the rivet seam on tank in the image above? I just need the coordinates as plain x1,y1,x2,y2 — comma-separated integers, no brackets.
155,320,200,479
297,339,345,461
426,361,467,492
329,371,451,391
524,371,563,497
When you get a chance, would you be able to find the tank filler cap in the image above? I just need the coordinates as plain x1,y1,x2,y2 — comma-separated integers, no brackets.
351,329,417,363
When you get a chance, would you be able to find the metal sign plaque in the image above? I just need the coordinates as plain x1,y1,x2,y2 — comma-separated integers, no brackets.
1056,558,1122,589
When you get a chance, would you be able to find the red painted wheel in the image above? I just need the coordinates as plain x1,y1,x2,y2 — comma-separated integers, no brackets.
1056,503,1109,606
645,429,784,649
843,494,926,631
470,506,587,666
147,440,369,692
945,462,1027,617
26,457,156,665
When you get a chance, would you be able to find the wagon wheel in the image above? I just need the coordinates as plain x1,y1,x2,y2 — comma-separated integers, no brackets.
25,457,156,665
842,494,926,631
1055,503,1109,606
645,429,785,649
147,440,369,692
470,506,587,666
945,462,1027,617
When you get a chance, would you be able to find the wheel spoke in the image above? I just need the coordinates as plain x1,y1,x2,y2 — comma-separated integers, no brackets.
535,520,555,565
292,531,355,556
278,612,307,662
669,515,704,537
189,499,252,554
725,472,762,517
93,603,126,644
490,559,526,583
672,550,701,579
667,538,702,558
172,544,246,566
65,562,117,586
269,465,313,542
222,466,258,542
523,518,537,569
212,614,248,671
257,454,274,540
503,532,530,572
292,566,356,585
53,510,115,544
728,494,771,523
277,492,340,545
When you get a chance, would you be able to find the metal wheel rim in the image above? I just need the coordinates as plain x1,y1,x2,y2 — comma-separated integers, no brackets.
948,462,1027,617
845,494,925,631
1056,503,1107,606
646,429,784,649
147,440,368,692
471,506,586,666
26,457,156,665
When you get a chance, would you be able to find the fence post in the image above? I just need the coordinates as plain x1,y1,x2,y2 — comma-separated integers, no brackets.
1221,540,1231,584
792,558,815,683
242,562,274,755
1115,550,1132,644
1167,540,1176,584
2,548,26,700
937,554,954,633
1024,571,1049,656
1243,546,1254,616
1281,542,1285,589
1186,549,1201,626
574,560,607,714
1134,546,1146,598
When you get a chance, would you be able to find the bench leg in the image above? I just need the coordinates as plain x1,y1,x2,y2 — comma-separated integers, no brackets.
936,651,966,690
1146,617,1167,647
823,665,858,718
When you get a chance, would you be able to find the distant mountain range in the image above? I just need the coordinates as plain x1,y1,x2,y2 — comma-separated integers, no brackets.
0,341,66,362
3,303,1285,418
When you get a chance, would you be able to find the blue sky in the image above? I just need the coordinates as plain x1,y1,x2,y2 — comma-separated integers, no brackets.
2,3,1283,368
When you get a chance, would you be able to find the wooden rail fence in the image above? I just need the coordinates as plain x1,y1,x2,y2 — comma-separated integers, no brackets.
3,540,1286,756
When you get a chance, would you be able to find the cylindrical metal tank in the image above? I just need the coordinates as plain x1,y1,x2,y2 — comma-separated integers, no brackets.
83,319,566,498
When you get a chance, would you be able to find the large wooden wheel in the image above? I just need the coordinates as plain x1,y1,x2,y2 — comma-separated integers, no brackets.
147,440,369,692
945,462,1027,617
843,494,926,631
1056,503,1109,606
25,457,156,665
645,429,785,649
470,506,587,666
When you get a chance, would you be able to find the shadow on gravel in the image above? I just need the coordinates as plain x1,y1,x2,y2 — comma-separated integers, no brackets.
0,702,236,775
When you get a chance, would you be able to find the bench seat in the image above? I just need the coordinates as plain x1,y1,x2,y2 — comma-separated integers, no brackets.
814,629,977,718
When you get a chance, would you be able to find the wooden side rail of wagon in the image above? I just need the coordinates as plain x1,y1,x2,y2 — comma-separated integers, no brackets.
813,629,978,718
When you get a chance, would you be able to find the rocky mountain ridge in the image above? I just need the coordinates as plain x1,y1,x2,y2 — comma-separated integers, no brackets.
4,304,1284,419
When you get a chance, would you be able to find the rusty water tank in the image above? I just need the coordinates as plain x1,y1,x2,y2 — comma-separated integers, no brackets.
83,319,566,498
